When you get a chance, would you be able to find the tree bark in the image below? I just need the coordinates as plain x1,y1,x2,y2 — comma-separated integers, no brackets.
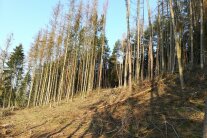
200,0,204,69
146,0,154,80
203,98,207,138
136,0,141,82
169,0,185,89
125,0,132,92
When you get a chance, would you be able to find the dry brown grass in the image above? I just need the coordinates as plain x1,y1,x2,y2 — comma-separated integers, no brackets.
0,69,206,138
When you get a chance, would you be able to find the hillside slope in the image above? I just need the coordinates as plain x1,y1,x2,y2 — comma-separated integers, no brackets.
0,69,207,138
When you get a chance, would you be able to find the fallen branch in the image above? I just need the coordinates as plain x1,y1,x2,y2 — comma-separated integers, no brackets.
96,87,153,111
13,120,48,137
105,128,118,134
149,120,165,138
167,122,180,138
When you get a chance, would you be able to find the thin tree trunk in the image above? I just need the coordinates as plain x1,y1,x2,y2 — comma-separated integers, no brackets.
203,98,207,138
169,0,185,89
161,0,165,73
27,70,35,107
146,0,154,80
156,0,161,76
136,0,141,82
190,0,194,68
125,0,132,92
200,0,204,69
98,1,108,91
124,40,128,87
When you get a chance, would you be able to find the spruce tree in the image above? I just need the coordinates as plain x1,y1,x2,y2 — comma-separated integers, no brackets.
7,44,25,107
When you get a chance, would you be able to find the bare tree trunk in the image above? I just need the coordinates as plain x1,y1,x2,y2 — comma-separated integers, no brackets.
200,0,204,69
57,0,75,103
98,0,108,91
124,40,128,87
203,98,207,138
141,9,145,81
35,66,44,106
53,60,60,103
169,0,184,89
39,66,47,105
156,0,161,76
87,0,98,93
125,0,132,92
45,62,53,104
8,88,13,108
70,47,78,101
161,0,165,73
136,0,141,82
170,10,175,73
189,0,194,68
27,70,35,107
146,0,154,80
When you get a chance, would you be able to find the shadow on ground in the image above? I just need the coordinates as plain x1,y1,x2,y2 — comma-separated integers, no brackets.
79,69,206,138
29,68,207,138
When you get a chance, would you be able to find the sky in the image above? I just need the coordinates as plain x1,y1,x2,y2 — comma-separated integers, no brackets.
0,0,156,54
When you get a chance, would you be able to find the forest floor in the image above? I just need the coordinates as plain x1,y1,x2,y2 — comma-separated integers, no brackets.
0,68,207,138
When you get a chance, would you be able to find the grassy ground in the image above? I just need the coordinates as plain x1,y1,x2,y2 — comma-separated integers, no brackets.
0,68,206,138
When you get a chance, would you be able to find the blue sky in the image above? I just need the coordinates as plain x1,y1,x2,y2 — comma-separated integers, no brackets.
0,0,156,54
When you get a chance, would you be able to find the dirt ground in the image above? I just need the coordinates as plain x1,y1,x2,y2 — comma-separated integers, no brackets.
0,70,206,138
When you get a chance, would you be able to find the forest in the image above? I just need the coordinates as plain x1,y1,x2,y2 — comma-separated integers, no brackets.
0,0,207,137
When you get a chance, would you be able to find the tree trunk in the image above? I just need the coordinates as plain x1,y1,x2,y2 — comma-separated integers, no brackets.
124,40,128,87
203,98,207,138
146,0,154,80
125,0,132,92
27,70,35,107
190,0,194,68
156,0,161,76
169,0,185,89
200,0,204,69
136,0,141,82
98,1,108,91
